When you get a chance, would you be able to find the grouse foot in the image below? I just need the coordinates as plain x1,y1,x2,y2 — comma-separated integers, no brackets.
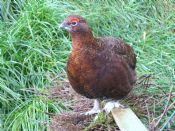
103,101,124,114
83,99,101,115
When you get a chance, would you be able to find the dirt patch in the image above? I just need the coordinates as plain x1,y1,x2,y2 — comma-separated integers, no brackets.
48,82,119,131
47,81,175,131
49,113,92,131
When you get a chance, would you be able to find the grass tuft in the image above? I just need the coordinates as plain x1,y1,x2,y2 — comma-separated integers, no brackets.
0,0,174,130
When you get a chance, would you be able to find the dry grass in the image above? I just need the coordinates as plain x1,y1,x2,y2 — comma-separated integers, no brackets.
47,78,175,130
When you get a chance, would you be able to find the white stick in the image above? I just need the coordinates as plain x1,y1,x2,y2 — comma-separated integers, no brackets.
112,107,148,131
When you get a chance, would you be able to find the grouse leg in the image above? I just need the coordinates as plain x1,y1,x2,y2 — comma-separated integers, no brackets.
84,99,101,115
103,100,124,114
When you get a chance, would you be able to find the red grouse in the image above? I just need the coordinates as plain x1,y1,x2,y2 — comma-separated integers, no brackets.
60,15,136,115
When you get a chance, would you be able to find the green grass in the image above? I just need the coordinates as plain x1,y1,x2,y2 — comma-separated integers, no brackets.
0,0,175,130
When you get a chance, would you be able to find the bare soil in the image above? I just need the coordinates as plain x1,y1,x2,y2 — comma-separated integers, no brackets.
47,80,174,131
48,82,120,131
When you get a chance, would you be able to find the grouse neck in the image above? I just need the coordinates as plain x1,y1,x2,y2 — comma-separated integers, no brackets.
71,31,95,49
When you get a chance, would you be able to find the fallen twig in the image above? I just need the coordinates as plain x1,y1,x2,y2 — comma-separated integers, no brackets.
153,90,172,129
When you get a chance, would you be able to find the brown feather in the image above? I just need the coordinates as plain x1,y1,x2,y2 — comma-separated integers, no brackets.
61,15,136,100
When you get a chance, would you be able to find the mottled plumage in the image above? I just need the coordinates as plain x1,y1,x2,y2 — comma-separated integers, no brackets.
60,15,136,114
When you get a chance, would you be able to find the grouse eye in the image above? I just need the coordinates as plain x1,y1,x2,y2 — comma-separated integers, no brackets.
71,21,78,26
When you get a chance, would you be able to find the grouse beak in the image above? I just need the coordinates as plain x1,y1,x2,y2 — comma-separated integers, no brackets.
59,22,71,32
